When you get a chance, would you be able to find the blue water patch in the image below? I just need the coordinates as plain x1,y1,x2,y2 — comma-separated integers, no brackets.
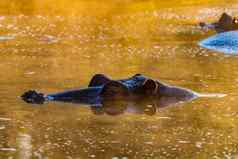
198,31,238,54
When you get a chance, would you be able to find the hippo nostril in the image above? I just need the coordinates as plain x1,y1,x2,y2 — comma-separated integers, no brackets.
21,90,45,104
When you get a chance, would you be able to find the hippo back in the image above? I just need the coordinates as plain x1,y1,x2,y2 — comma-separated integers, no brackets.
199,31,238,54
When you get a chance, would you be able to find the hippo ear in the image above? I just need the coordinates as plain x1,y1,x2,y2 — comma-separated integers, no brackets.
142,79,158,95
88,74,111,87
100,81,129,99
219,12,232,24
233,18,238,24
132,73,142,77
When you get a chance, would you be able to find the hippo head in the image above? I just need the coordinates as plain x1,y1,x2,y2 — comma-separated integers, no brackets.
99,77,197,102
21,90,45,104
199,12,238,33
99,78,198,111
137,79,197,104
100,80,130,100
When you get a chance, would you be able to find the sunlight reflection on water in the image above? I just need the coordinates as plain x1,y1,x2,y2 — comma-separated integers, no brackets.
0,1,238,159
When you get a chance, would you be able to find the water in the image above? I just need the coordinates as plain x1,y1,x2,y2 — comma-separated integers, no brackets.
1,1,238,159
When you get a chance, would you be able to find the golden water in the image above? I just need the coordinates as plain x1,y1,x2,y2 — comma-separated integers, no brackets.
1,1,238,159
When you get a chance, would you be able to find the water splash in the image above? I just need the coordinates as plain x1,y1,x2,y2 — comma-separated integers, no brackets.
197,93,227,98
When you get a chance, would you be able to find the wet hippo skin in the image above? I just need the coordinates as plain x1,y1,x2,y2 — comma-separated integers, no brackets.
199,12,238,33
21,74,198,111
199,30,238,54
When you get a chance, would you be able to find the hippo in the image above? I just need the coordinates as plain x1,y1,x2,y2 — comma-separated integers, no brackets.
199,30,238,54
199,12,238,33
21,74,224,115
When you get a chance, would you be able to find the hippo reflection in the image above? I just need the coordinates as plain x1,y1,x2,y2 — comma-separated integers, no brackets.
199,12,238,33
90,99,158,116
21,74,223,115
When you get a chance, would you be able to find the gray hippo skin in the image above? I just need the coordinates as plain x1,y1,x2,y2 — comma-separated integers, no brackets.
199,13,238,54
199,30,238,54
199,12,238,33
21,74,204,115
21,74,197,104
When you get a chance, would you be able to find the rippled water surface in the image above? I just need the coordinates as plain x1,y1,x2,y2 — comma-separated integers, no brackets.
1,1,238,159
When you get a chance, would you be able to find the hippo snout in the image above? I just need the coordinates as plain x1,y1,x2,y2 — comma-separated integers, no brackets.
160,86,197,101
21,90,45,104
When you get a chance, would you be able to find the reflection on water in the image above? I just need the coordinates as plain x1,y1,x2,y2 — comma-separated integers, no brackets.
1,0,238,159
17,134,32,159
91,102,157,116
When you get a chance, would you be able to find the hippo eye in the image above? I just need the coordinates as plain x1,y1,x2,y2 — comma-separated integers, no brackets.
233,18,238,24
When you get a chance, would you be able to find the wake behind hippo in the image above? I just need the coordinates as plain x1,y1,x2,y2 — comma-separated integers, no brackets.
21,74,225,115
